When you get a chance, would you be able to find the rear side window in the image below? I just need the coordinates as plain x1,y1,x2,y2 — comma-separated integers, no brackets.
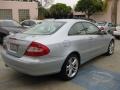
68,22,86,35
24,21,65,35
82,22,99,35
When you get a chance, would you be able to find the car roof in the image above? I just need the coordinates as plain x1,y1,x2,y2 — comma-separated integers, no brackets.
0,20,15,22
22,20,42,23
97,21,112,24
44,19,89,23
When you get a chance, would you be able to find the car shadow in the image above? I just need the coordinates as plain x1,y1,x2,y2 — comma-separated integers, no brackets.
12,54,108,85
10,72,66,86
79,54,108,68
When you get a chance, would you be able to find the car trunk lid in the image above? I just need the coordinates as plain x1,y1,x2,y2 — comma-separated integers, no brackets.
5,34,49,58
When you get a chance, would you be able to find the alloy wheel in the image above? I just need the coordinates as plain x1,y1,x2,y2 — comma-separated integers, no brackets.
66,57,79,78
109,42,114,55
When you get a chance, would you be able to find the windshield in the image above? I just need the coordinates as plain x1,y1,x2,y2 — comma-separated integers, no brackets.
0,21,21,27
96,22,107,26
24,21,65,35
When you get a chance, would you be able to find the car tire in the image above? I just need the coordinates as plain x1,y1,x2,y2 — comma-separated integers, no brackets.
0,34,4,44
118,36,120,40
60,54,80,80
115,36,120,40
106,41,114,55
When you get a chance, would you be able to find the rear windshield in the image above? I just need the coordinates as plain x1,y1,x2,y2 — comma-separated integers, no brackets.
24,21,65,35
0,21,21,27
96,22,107,26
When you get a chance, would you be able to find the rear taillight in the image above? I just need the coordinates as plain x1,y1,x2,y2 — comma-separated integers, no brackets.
25,42,50,57
100,27,104,30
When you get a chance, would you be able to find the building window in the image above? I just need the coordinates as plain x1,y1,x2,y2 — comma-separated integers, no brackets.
0,9,12,19
19,9,30,22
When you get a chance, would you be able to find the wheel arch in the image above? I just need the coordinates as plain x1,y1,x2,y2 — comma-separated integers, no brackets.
63,51,81,67
111,39,115,43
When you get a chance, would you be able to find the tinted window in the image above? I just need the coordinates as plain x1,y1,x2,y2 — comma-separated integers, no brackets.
21,21,30,26
0,21,21,27
29,21,36,26
82,22,99,35
108,23,113,27
97,22,107,26
24,21,65,35
69,22,86,35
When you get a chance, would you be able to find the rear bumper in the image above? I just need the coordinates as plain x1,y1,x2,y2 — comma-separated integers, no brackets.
113,31,120,36
1,50,64,76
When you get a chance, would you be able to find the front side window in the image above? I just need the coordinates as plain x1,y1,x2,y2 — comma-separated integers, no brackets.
68,22,86,35
82,22,99,35
24,21,65,35
97,22,107,26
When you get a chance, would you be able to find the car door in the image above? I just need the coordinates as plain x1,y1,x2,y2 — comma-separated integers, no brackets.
68,22,95,64
82,22,109,60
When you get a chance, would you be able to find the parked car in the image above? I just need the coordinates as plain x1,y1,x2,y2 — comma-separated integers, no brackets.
1,19,115,80
96,22,116,34
20,20,42,28
0,20,26,44
83,18,96,23
74,17,96,23
113,24,120,39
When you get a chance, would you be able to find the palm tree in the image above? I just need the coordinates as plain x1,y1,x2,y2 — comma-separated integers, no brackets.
111,0,118,25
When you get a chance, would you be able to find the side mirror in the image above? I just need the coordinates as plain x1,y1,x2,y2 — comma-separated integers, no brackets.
99,27,104,30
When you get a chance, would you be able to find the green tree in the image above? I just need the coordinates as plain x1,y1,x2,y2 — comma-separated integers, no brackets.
38,7,50,19
75,0,103,19
49,3,72,19
102,0,108,11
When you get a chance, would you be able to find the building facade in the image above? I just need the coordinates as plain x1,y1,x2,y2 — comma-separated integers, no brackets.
91,0,112,23
91,0,120,24
0,0,38,22
74,0,120,24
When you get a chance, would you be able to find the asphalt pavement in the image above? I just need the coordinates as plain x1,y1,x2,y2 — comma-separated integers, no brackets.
0,40,120,90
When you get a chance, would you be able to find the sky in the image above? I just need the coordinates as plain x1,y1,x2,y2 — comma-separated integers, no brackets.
39,0,78,8
53,0,78,7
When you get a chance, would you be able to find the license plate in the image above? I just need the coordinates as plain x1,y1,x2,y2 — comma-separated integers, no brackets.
10,43,18,52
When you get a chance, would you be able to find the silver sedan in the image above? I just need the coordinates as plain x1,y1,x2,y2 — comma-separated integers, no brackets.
1,19,115,80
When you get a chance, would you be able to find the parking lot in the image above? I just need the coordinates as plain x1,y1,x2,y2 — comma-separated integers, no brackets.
0,40,120,90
